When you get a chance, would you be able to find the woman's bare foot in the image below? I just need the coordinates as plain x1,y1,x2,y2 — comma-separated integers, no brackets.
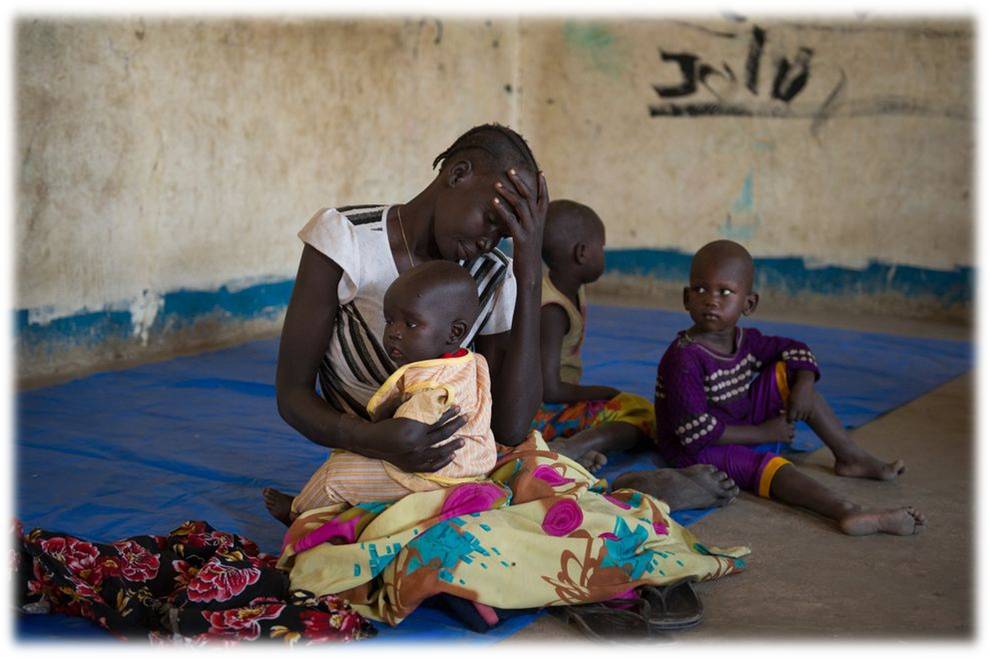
838,506,926,536
262,487,295,527
612,465,739,511
834,450,906,481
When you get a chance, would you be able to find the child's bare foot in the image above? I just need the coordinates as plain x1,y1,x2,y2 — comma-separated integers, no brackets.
838,506,926,536
547,436,601,466
612,465,739,511
575,450,608,473
834,450,906,481
262,487,295,527
550,442,607,473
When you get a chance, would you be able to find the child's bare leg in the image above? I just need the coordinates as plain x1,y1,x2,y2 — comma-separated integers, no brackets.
547,422,643,471
804,389,905,481
769,464,925,536
263,487,297,527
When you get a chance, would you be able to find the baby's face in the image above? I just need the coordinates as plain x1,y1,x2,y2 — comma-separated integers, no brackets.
382,293,454,367
683,259,753,333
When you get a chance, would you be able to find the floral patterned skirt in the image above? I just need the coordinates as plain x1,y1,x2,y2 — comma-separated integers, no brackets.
14,520,375,645
529,392,656,442
278,432,749,626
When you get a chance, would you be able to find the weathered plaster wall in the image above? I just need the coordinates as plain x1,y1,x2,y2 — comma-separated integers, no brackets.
16,17,520,380
519,18,972,269
17,17,518,316
15,17,973,382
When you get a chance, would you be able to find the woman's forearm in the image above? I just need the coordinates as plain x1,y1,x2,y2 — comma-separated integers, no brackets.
276,387,370,452
490,275,543,445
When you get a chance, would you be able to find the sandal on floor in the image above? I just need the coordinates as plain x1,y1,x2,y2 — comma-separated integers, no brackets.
550,598,652,641
639,579,704,631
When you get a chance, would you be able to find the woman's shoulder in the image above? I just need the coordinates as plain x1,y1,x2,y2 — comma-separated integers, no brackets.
463,247,515,339
303,205,387,232
335,204,388,227
299,205,389,251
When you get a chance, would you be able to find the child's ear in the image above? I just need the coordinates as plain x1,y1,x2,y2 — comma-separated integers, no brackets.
574,242,588,265
743,292,760,316
448,319,468,344
682,286,691,310
447,160,473,188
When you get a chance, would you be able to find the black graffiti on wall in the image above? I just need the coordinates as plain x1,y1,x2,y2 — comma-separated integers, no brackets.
648,22,969,129
650,25,828,118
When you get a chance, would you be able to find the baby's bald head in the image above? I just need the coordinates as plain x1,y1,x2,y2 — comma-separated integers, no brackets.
382,261,480,365
386,261,480,323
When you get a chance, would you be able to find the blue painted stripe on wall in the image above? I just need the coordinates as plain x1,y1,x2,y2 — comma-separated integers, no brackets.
17,280,295,350
496,241,972,306
15,248,972,349
603,249,973,306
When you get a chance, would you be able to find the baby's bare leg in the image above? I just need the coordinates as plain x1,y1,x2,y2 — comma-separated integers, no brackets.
804,389,905,481
769,464,925,536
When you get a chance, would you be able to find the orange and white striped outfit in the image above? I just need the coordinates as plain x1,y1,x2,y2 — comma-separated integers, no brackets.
291,349,496,515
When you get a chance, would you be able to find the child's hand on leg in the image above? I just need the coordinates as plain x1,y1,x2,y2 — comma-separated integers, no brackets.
758,414,795,444
786,371,817,422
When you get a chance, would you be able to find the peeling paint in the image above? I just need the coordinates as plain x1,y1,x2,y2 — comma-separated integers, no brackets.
129,289,164,345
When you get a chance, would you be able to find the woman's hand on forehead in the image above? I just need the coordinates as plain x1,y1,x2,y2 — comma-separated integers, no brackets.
492,168,547,238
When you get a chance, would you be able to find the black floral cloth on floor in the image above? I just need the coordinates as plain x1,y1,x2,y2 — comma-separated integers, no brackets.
13,520,376,645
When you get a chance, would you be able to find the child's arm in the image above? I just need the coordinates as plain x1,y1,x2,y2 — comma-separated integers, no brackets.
393,388,451,428
747,329,821,380
540,304,620,403
657,349,795,451
656,351,726,455
746,329,820,423
717,416,795,445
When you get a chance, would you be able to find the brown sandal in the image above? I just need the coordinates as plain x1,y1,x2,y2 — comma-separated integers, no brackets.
639,579,704,631
550,598,652,641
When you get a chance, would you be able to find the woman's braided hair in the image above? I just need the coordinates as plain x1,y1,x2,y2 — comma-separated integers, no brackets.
432,123,540,176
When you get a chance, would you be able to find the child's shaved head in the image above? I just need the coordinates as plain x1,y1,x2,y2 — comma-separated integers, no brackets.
542,200,606,268
691,240,755,293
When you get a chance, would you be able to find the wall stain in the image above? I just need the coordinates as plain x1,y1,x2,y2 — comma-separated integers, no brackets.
563,21,623,76
719,171,761,241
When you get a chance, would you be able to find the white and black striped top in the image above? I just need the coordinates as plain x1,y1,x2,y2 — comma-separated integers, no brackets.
297,205,516,419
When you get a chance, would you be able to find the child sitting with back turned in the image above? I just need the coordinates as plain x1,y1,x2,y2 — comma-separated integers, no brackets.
531,200,656,472
271,260,495,523
654,239,925,536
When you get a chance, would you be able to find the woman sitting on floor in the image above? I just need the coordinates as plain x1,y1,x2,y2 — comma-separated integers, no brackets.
262,124,749,632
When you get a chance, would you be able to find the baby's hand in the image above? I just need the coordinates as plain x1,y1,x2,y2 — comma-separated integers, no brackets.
758,413,795,444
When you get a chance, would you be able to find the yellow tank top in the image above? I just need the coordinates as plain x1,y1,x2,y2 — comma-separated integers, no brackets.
541,270,586,385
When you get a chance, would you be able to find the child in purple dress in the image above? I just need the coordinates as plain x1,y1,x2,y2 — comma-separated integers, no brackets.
654,239,925,536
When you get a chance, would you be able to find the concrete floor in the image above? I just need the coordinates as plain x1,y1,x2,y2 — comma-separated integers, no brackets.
506,307,974,643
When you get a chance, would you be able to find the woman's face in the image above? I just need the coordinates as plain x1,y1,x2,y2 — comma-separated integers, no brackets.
432,172,506,262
